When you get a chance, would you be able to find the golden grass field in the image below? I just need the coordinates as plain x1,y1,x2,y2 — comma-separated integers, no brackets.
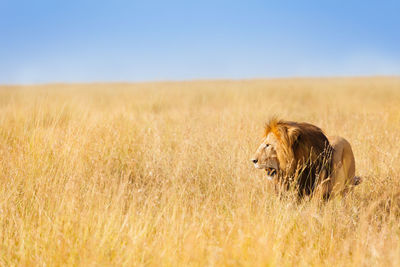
1,77,400,266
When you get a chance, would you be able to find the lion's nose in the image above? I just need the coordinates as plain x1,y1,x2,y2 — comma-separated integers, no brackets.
252,159,258,164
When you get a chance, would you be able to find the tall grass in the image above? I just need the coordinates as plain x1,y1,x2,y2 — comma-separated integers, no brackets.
0,77,400,266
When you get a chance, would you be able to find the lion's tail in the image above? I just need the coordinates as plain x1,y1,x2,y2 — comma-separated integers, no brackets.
353,176,362,186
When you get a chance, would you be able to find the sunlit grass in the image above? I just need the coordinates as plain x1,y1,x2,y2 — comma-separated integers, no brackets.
0,77,400,266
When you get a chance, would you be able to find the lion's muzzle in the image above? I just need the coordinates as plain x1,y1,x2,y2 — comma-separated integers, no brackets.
265,167,277,176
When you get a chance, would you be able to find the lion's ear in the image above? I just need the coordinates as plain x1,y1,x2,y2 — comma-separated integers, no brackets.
287,127,300,146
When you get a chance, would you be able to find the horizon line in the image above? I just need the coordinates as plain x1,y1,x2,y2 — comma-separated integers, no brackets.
1,74,399,87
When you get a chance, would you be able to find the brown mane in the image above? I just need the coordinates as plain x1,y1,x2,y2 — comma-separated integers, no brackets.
265,118,333,197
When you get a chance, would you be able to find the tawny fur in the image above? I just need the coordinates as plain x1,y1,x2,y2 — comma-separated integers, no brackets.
254,118,360,199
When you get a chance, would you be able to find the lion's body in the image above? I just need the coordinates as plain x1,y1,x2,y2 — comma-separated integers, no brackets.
322,136,359,197
252,119,360,199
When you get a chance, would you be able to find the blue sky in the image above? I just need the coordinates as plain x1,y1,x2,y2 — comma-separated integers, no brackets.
0,0,399,84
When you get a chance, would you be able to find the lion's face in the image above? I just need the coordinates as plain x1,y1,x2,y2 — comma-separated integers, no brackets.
252,133,280,180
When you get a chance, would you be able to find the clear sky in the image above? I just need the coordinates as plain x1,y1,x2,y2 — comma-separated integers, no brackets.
1,0,399,84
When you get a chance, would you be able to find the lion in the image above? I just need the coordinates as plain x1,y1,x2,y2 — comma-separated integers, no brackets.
251,118,361,199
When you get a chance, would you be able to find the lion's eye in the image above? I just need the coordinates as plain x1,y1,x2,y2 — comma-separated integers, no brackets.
265,144,270,148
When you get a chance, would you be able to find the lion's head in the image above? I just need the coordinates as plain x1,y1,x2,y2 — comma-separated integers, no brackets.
252,118,333,196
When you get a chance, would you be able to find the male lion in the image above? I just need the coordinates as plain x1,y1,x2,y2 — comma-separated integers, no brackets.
251,118,360,199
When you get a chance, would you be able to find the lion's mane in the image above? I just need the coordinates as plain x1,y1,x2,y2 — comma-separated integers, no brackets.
265,118,333,196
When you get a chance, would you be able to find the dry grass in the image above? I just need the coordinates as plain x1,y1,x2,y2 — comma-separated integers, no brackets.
1,77,400,266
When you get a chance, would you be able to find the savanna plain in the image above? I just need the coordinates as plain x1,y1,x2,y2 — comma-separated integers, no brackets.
1,77,400,266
